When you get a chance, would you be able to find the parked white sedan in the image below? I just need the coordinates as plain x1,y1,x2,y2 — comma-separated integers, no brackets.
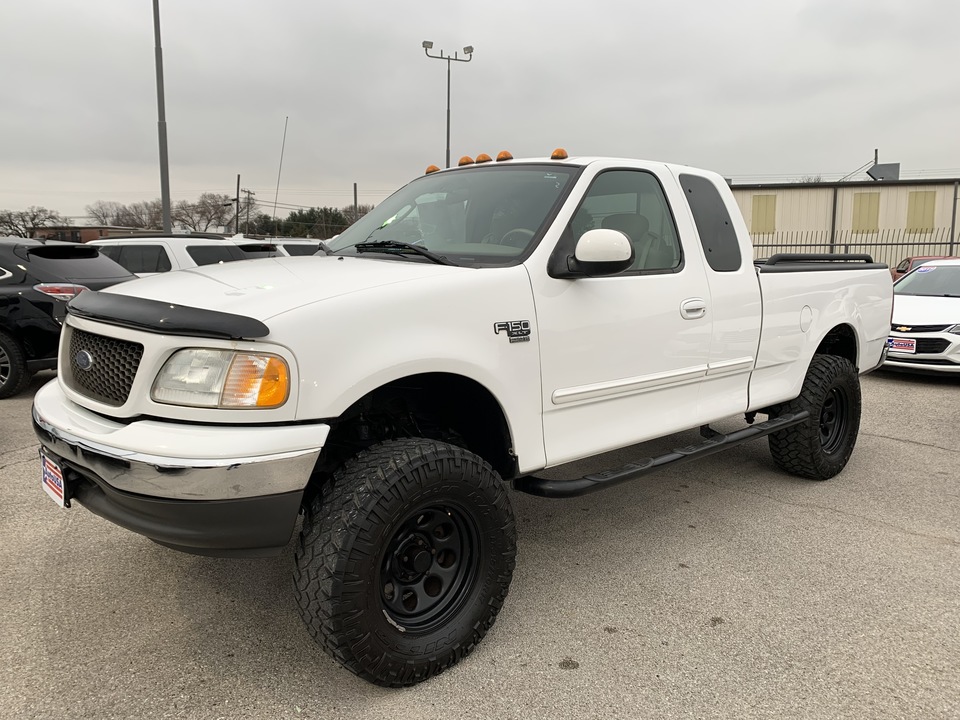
886,259,960,372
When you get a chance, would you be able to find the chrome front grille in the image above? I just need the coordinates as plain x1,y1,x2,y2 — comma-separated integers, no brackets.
66,328,144,406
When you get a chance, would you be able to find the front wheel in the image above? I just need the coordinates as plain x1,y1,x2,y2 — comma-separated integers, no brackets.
294,437,516,687
768,354,862,480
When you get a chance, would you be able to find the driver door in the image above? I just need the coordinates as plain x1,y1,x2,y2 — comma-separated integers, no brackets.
529,168,713,466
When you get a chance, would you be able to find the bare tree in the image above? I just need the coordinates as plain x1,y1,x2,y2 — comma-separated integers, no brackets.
113,200,163,229
173,193,234,232
85,200,124,226
341,203,375,226
0,206,65,237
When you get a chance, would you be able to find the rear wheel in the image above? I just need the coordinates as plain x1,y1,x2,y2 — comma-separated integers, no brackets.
0,332,30,399
294,437,516,687
768,354,861,480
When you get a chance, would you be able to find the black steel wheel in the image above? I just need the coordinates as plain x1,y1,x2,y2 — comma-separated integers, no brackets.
818,386,850,454
380,503,480,632
0,331,30,400
294,437,516,687
768,354,862,480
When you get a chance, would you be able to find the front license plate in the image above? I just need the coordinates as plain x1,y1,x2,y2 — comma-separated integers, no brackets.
41,453,66,508
887,337,916,354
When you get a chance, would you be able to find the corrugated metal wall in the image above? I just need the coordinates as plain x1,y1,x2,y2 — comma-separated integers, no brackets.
731,181,959,262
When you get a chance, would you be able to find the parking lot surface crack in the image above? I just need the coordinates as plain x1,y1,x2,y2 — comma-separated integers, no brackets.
726,487,960,548
0,445,39,471
861,431,960,455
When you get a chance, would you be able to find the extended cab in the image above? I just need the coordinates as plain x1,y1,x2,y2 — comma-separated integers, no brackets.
32,154,893,686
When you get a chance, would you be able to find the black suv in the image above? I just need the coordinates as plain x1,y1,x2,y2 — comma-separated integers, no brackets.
0,238,136,398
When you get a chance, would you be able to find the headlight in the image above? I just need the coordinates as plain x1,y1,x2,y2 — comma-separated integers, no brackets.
152,349,290,408
946,324,960,335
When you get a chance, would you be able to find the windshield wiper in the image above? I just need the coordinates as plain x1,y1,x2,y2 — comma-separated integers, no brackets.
353,240,456,266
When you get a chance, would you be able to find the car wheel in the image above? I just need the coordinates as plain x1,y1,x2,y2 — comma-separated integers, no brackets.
0,331,31,399
294,437,517,687
768,354,862,480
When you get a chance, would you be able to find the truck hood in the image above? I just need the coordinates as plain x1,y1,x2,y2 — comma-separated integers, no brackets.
891,294,960,326
103,256,469,321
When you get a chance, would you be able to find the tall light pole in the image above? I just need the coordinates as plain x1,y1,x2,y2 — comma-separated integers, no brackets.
422,41,473,169
152,0,172,233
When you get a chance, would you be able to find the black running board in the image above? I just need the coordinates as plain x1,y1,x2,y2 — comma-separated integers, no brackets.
512,411,810,498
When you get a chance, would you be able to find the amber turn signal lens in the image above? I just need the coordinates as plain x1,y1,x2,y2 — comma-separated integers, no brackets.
221,353,289,408
550,147,569,160
475,153,492,163
496,150,513,161
458,155,474,166
425,164,441,174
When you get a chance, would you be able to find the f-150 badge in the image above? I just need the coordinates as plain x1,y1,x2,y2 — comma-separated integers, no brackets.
494,320,531,343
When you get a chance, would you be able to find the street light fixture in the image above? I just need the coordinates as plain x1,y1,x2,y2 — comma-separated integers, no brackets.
422,41,474,169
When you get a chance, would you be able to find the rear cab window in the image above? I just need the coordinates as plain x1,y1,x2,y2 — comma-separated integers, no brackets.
679,174,742,272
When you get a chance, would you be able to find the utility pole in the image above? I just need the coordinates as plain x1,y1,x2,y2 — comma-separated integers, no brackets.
235,174,241,234
241,188,256,234
353,182,358,222
152,0,172,233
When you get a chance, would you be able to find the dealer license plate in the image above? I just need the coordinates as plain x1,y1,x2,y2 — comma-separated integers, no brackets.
887,337,916,354
41,453,66,508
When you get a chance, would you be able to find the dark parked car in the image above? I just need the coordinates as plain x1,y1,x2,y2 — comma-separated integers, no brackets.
0,238,136,398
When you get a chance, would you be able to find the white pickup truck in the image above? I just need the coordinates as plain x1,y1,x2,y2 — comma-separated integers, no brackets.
32,152,893,686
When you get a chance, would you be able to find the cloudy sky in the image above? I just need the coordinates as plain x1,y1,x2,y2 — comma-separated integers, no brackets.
2,0,958,221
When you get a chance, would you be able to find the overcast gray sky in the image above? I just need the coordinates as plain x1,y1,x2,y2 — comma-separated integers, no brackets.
2,0,959,221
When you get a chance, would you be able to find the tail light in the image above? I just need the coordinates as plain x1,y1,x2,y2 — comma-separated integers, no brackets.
33,284,89,301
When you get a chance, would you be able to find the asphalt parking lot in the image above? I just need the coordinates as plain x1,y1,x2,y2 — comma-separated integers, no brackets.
2,369,958,720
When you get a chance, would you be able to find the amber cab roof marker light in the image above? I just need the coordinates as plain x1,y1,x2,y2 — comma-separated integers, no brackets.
458,156,475,166
475,153,492,163
425,164,441,175
551,148,569,160
496,150,514,162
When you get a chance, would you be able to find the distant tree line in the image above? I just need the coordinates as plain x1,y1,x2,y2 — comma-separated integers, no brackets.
1,196,374,239
0,206,65,237
85,195,372,238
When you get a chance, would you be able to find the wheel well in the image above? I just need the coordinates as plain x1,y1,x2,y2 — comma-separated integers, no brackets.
815,324,858,366
312,373,517,489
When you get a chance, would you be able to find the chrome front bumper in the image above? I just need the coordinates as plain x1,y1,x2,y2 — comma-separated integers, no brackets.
31,379,326,501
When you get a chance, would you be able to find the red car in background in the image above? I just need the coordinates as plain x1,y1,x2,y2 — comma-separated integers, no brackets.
891,255,959,282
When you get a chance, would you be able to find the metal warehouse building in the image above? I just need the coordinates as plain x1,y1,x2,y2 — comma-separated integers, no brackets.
730,178,960,266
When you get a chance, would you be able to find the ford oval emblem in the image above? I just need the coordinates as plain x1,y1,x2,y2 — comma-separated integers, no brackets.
75,350,94,371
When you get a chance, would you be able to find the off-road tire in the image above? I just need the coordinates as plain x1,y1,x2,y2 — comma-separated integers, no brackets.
294,437,516,687
0,331,31,399
768,354,861,480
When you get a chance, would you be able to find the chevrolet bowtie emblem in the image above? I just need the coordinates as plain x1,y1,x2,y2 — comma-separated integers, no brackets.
895,326,912,332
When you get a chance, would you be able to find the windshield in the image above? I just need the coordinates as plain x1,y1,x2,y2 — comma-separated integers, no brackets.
327,164,580,266
894,264,960,297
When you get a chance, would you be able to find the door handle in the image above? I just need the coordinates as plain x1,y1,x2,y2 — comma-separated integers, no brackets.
680,298,707,320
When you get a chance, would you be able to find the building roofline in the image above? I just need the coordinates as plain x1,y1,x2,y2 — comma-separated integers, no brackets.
730,177,960,191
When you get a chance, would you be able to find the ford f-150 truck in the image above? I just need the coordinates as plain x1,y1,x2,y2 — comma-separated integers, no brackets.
32,151,893,686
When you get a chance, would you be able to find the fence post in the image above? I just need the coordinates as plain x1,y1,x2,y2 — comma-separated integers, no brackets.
829,185,838,252
950,181,958,255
